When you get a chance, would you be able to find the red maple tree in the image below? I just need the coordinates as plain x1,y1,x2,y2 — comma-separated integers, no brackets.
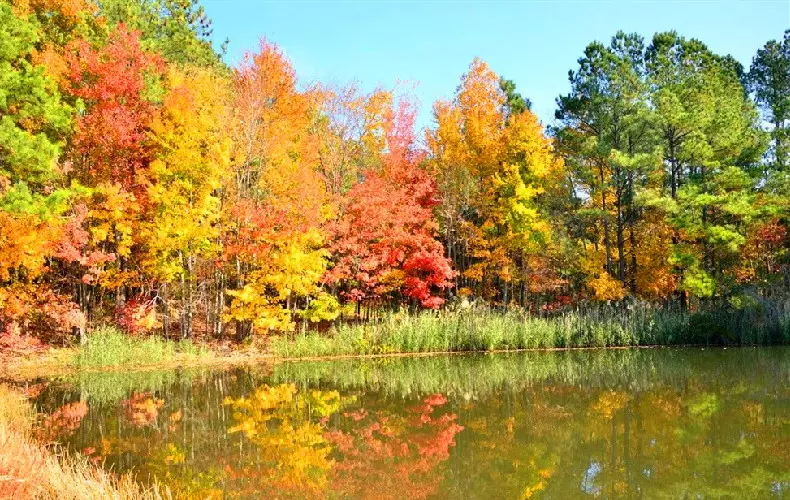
66,26,164,197
326,100,454,308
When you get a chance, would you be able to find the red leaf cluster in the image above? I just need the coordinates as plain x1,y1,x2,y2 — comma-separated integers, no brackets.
326,101,453,308
66,26,164,195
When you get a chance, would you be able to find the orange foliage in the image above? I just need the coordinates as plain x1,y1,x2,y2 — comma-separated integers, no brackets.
325,394,464,499
36,401,89,443
122,392,164,427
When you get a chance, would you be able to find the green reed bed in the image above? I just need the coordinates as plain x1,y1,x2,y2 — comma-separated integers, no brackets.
271,301,790,358
76,326,207,368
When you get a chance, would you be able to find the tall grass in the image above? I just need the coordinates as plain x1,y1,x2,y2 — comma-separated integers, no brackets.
271,301,790,358
0,385,168,499
76,326,206,368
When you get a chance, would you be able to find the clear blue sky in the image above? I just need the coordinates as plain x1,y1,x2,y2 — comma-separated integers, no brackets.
202,0,790,130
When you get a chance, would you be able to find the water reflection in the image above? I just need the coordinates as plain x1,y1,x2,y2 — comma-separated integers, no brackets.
223,384,344,496
27,347,790,498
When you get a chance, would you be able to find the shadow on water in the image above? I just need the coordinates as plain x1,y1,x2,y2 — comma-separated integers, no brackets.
24,347,790,498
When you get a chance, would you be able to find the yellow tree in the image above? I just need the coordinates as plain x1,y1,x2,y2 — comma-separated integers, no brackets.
427,58,563,304
224,384,345,495
223,39,335,336
144,65,231,338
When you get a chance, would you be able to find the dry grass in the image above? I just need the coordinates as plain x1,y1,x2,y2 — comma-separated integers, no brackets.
0,347,78,380
0,337,274,382
0,385,169,500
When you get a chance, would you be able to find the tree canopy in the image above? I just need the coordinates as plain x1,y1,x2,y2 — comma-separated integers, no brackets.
1,0,787,344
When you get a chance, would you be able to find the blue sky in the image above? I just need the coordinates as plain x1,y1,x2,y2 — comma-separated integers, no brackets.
202,0,790,130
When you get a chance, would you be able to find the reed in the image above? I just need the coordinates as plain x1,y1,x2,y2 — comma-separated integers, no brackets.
271,301,790,358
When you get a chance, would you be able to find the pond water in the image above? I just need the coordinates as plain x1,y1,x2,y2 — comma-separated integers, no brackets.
25,347,790,498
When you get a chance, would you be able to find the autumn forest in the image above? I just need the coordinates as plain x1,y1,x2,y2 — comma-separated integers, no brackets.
3,0,790,350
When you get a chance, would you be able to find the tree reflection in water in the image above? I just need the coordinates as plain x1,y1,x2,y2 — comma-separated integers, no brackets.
28,347,790,498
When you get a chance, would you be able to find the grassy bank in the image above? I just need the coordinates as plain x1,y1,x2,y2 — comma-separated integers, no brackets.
4,302,790,377
1,326,265,380
271,302,790,357
75,327,209,368
0,385,167,499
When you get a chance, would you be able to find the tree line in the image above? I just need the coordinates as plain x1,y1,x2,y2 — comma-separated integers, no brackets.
1,0,789,342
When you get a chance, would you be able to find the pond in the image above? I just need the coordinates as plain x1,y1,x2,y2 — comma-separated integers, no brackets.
25,347,790,498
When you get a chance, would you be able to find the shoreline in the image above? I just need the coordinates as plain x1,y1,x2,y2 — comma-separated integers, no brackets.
0,342,771,382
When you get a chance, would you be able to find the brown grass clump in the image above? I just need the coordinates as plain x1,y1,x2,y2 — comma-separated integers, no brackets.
0,385,169,499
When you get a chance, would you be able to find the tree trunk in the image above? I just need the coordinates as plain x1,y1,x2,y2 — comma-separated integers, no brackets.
236,320,252,340
214,270,225,338
162,283,170,339
629,223,637,295
599,160,613,275
616,166,625,283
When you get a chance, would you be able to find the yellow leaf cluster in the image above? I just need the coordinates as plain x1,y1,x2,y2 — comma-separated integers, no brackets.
427,58,563,292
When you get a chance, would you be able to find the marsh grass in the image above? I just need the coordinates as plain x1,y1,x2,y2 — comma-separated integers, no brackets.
271,301,790,358
0,385,168,499
76,327,207,368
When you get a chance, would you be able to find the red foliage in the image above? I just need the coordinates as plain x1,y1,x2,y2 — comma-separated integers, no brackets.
121,392,164,427
326,100,454,308
0,283,84,345
756,219,787,246
115,295,158,335
0,328,43,355
54,204,116,272
35,401,89,443
325,393,464,499
420,393,447,408
19,383,48,400
66,26,164,196
222,200,283,263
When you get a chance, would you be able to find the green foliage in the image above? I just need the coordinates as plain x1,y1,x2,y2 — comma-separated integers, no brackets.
748,30,790,170
555,30,771,302
299,292,341,323
271,347,790,399
97,0,224,67
73,366,207,405
499,77,530,117
0,181,71,218
682,267,716,298
0,1,72,185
